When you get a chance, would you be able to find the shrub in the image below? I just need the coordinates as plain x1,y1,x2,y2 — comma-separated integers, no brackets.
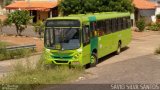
33,20,45,38
136,18,146,32
147,23,160,31
6,10,33,36
156,14,160,19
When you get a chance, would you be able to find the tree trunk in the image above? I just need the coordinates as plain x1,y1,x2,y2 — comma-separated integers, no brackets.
19,29,23,36
15,24,23,36
15,25,19,35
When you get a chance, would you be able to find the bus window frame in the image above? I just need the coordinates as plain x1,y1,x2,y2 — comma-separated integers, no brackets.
82,25,90,47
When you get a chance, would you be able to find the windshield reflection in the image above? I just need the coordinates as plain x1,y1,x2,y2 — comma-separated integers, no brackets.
45,28,80,50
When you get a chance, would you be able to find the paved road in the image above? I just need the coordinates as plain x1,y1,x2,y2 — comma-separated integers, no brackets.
77,55,160,84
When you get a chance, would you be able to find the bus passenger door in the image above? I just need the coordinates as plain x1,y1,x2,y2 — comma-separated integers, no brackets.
90,22,98,56
82,25,91,65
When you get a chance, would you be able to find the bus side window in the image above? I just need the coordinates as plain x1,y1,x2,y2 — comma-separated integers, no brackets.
127,17,131,28
112,19,116,32
106,20,111,34
83,25,90,46
109,19,112,32
123,17,127,29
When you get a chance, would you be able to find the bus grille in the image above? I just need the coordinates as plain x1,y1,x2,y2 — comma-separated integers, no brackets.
53,56,73,59
55,60,68,63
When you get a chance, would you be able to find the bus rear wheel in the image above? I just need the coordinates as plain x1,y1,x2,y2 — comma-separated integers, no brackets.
90,53,98,67
116,42,121,55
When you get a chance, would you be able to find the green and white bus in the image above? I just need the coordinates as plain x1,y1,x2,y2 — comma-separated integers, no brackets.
44,12,132,66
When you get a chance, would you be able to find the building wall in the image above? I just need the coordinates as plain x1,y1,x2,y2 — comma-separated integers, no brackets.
139,9,155,24
149,0,157,3
37,11,49,21
139,9,155,17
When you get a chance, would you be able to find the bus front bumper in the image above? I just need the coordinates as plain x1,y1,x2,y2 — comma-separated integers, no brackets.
45,59,82,66
44,54,82,66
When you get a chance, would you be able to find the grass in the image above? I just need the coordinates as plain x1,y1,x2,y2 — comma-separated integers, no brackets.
0,41,10,48
0,42,84,89
0,41,35,61
155,46,160,55
0,54,84,89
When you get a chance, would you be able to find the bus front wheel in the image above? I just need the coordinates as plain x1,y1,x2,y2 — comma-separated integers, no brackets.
116,42,121,55
90,53,98,67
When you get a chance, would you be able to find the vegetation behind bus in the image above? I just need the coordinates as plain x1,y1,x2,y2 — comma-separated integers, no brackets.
6,10,33,36
59,0,133,16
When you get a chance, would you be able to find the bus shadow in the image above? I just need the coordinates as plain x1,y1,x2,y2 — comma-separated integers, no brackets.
98,46,129,64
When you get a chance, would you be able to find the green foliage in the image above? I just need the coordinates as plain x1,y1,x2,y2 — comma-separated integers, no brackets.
147,23,160,31
59,0,83,15
136,18,146,32
59,0,133,15
6,10,33,36
156,14,160,19
4,0,12,6
33,20,45,38
0,41,10,48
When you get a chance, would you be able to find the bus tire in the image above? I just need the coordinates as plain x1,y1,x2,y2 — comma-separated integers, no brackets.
116,42,121,55
90,53,98,67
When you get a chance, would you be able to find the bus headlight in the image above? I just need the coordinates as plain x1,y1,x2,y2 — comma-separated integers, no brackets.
73,53,81,59
73,54,79,59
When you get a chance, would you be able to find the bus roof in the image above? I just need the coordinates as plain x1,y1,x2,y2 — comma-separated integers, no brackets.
47,12,130,23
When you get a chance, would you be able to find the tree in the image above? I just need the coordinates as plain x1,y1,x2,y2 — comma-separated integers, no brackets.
6,10,32,36
4,0,12,7
83,0,103,13
33,20,45,38
59,0,134,15
59,0,83,15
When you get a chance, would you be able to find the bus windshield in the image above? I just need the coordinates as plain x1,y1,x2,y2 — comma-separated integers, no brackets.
45,28,80,50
